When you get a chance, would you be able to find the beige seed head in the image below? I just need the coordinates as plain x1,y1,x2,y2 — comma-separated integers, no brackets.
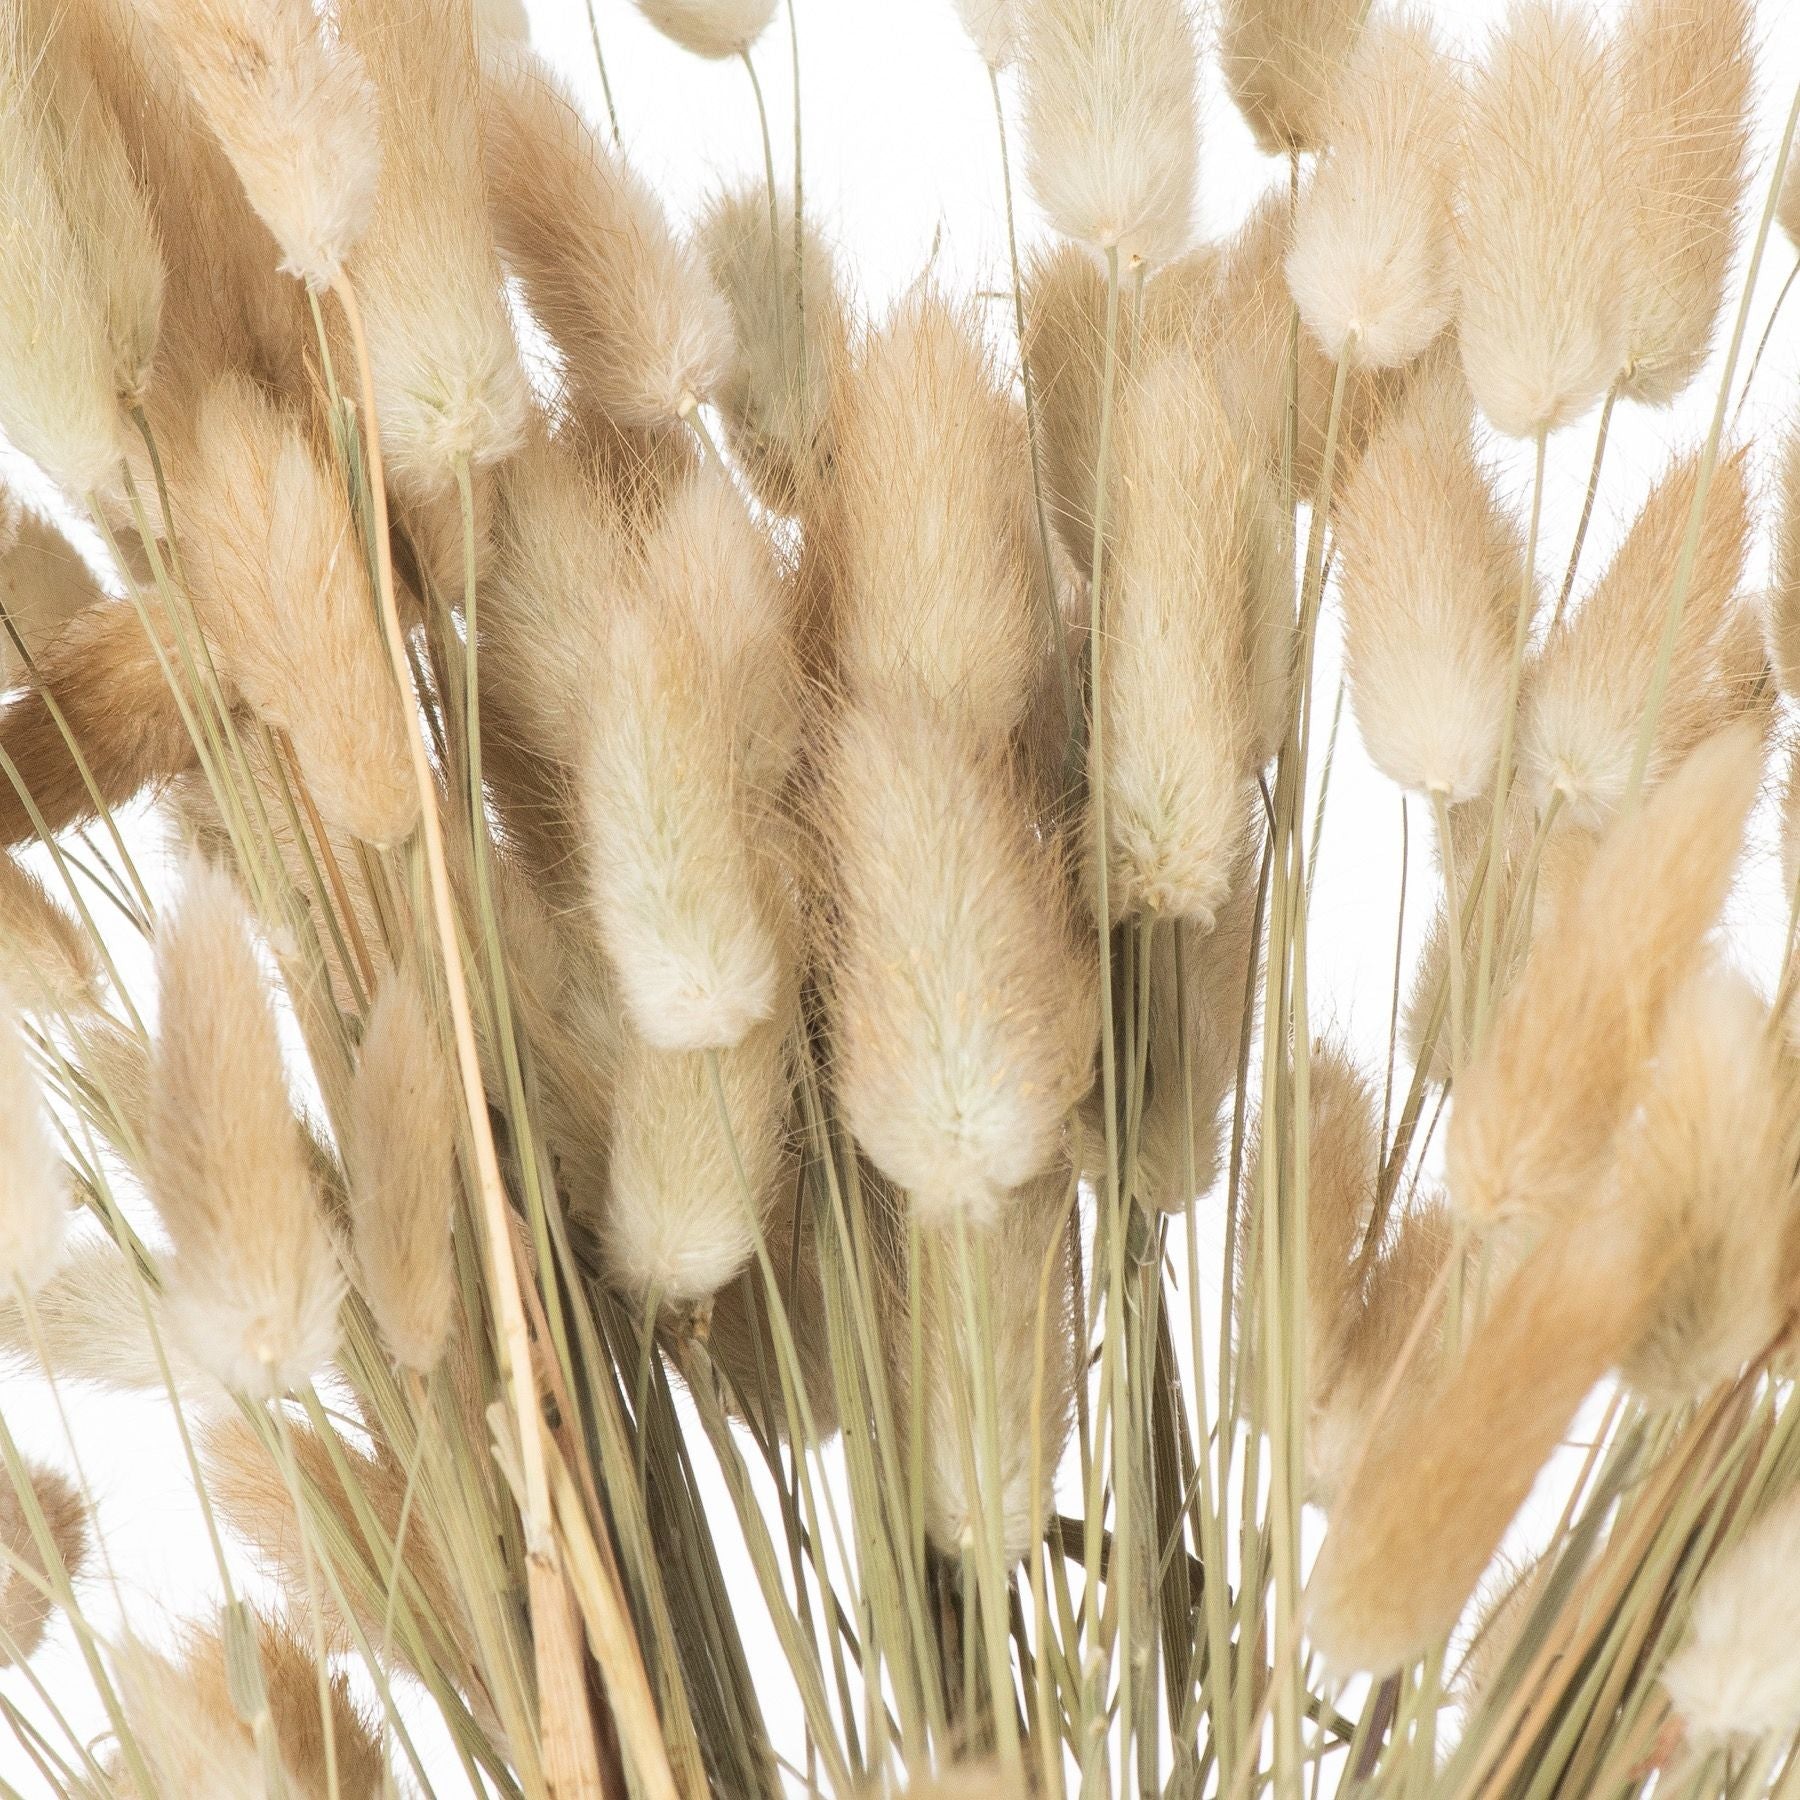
338,0,531,490
1100,338,1262,923
634,0,776,58
346,968,458,1373
0,506,105,684
0,855,104,1019
1456,1,1630,439
1665,1487,1800,1745
1019,0,1199,268
824,289,1043,743
953,0,1018,69
1520,448,1752,828
484,49,733,428
1446,724,1762,1227
0,984,67,1294
1285,11,1462,371
1613,0,1753,407
1335,347,1522,801
138,0,380,289
1220,0,1363,155
148,855,343,1397
0,1462,87,1664
826,695,1097,1226
179,372,418,846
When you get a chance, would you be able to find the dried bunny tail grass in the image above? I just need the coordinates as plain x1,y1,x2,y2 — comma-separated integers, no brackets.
634,0,776,58
0,855,105,1017
1520,447,1751,828
1022,242,1112,570
0,1461,87,1664
108,1632,265,1796
953,0,1018,69
580,599,788,1053
1307,1202,1651,1675
180,372,417,845
484,49,732,428
1101,338,1260,922
149,854,343,1397
699,183,846,513
824,288,1043,742
1446,724,1761,1227
338,0,530,490
901,1177,1079,1563
1220,0,1363,155
1336,347,1521,800
1456,1,1629,439
601,1004,796,1304
828,697,1096,1224
1664,1485,1800,1746
1614,0,1753,407
0,507,106,673
0,984,67,1293
1617,963,1795,1408
1019,0,1198,268
139,0,379,289
0,598,194,846
1285,10,1462,371
1772,423,1800,701
345,968,457,1373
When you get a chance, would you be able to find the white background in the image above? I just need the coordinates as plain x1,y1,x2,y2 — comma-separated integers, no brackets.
5,0,1800,1791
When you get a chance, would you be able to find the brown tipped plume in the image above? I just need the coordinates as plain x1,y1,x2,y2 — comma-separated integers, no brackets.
1456,1,1630,438
1446,725,1762,1226
0,1461,88,1664
1220,0,1363,155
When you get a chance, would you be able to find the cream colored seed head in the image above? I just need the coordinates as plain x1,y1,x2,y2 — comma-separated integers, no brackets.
953,0,1018,69
1019,0,1199,269
1220,0,1363,155
635,0,776,57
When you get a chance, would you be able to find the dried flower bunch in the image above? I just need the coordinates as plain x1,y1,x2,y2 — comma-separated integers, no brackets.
0,0,1799,1791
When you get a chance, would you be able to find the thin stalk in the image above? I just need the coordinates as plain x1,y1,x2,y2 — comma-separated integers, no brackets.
1552,382,1617,630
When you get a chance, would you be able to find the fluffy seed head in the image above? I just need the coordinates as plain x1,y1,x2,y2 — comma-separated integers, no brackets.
1285,12,1461,370
1520,448,1752,828
1019,0,1199,267
1446,725,1762,1226
1220,0,1363,154
485,50,733,427
953,0,1018,68
0,1462,87,1664
179,373,418,846
825,290,1043,742
826,696,1097,1225
0,984,67,1294
0,855,104,1018
140,0,380,288
1614,0,1753,407
1100,338,1262,922
338,0,530,489
1665,1488,1800,1745
1335,349,1522,800
1456,2,1630,438
634,0,776,58
346,969,457,1373
148,855,344,1397
0,506,105,683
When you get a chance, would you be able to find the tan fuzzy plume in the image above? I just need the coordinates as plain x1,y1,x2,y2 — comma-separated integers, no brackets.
0,983,67,1293
699,184,846,512
953,0,1018,69
1307,1204,1649,1674
1335,348,1522,800
1220,0,1363,155
1285,12,1461,371
346,968,458,1373
1617,964,1795,1408
0,506,106,679
148,855,343,1397
1664,1487,1800,1746
484,49,733,429
0,855,104,1017
0,1461,87,1664
826,696,1096,1226
1019,0,1198,268
1520,448,1752,828
602,1005,795,1305
1614,0,1753,407
1100,339,1263,923
338,0,530,490
179,372,418,846
1446,724,1762,1227
1456,1,1630,439
138,0,380,289
634,0,776,58
825,290,1044,743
